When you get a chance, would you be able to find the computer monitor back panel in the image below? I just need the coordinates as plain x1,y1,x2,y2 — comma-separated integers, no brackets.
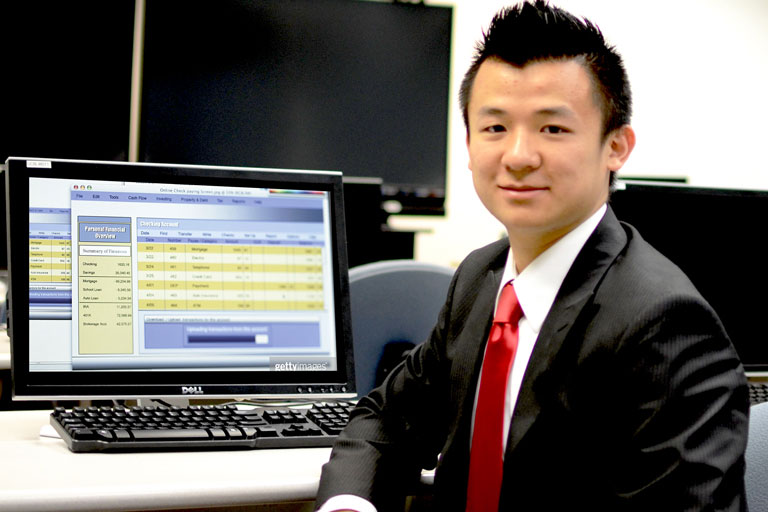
611,180,768,376
5,157,355,400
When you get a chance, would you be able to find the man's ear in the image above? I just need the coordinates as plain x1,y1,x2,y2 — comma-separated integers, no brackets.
466,132,473,172
606,125,636,172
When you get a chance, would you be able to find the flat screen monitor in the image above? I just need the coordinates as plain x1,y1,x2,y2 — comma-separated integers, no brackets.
5,157,355,400
0,1,134,163
610,180,768,376
138,0,453,215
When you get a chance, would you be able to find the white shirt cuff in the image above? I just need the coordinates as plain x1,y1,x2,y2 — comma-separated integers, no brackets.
316,494,378,512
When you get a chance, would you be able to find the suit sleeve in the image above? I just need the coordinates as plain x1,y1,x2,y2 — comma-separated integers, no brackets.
602,292,750,510
314,265,461,510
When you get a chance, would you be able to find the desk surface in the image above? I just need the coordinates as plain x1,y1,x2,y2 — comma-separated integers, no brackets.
0,409,332,512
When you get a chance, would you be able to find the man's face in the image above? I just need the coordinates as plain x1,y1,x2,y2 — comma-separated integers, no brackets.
466,58,629,252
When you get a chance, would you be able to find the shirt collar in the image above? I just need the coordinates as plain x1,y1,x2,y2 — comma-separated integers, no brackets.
499,204,607,333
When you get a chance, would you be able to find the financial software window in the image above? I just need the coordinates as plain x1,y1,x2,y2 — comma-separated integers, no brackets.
28,178,338,372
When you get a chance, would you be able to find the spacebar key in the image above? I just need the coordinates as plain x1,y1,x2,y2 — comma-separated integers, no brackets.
130,429,212,441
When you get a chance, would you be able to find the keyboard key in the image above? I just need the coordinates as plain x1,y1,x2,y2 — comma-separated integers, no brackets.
70,428,96,440
256,427,279,438
209,428,227,439
130,429,212,441
225,427,245,439
749,382,768,405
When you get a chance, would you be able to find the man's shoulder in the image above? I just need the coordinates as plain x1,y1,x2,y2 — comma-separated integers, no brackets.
602,221,711,314
460,237,509,270
444,238,509,305
617,222,699,291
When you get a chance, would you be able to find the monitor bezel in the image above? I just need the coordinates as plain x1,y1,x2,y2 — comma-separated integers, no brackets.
6,157,356,400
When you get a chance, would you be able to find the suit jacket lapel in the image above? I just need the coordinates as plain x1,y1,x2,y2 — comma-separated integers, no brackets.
450,251,507,447
504,207,629,456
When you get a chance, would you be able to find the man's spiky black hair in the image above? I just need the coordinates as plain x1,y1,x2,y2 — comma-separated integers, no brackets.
459,0,632,140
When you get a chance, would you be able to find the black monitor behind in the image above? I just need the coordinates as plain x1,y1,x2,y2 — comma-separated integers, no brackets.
343,178,414,268
0,2,133,163
139,0,452,217
610,181,768,375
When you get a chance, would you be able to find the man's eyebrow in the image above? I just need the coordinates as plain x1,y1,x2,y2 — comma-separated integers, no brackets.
535,106,576,118
474,106,577,118
476,106,507,117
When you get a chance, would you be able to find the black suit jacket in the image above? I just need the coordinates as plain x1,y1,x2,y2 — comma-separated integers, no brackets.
317,208,750,511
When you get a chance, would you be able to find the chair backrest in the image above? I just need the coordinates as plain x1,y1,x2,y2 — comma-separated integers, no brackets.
746,401,768,511
348,259,455,397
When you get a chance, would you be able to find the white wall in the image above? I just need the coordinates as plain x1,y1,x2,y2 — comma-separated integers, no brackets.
390,0,768,268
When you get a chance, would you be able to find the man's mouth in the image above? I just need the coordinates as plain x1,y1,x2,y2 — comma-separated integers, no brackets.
498,184,548,196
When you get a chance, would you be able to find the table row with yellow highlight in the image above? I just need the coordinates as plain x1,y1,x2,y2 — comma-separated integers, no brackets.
137,262,322,273
137,244,322,255
138,289,323,309
138,280,322,291
29,239,72,251
138,243,321,251
30,269,72,282
30,262,72,270
138,299,325,311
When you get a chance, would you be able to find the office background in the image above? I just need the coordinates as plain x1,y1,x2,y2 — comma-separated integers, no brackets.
396,0,768,267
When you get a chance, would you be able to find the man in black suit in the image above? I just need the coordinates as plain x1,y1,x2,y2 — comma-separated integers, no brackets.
316,2,750,511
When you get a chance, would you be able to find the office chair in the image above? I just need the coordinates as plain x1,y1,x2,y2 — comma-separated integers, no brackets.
348,259,455,397
746,401,768,511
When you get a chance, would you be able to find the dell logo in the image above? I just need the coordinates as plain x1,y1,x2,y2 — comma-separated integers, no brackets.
181,386,204,395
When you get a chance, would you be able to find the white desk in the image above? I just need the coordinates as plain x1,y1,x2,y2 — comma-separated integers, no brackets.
0,409,331,511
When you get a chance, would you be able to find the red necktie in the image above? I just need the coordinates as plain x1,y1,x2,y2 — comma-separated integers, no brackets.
466,281,523,512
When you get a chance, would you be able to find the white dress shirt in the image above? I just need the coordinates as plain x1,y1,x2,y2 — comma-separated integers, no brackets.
493,203,606,446
318,204,607,512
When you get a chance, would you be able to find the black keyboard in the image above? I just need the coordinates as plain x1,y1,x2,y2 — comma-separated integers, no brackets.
750,382,768,406
51,401,353,452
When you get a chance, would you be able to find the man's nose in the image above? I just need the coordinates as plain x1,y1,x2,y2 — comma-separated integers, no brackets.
501,129,541,172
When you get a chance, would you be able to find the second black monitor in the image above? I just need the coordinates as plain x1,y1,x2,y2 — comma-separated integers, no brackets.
139,0,453,216
610,180,768,375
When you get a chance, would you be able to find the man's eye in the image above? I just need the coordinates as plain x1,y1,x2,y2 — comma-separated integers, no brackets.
543,125,568,134
485,125,506,133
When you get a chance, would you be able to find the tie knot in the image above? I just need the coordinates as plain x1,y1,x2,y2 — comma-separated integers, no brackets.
495,281,523,324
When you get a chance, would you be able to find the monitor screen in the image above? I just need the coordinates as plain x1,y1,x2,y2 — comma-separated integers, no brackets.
610,180,768,375
138,0,453,215
5,157,355,400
